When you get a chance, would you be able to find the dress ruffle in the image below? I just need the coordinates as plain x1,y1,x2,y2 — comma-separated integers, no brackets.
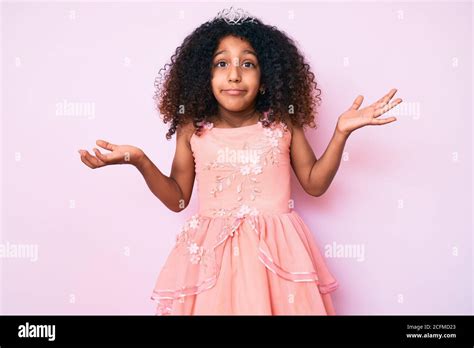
151,210,338,315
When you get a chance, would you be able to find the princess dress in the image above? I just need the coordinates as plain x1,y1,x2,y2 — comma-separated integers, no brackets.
150,120,339,315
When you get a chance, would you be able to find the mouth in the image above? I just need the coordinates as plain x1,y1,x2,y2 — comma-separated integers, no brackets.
222,89,246,96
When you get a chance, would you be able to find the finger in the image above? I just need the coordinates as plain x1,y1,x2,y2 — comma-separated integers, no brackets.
371,117,397,125
96,139,117,151
374,98,403,117
93,148,110,163
83,150,105,168
372,88,398,107
79,153,97,169
349,95,364,111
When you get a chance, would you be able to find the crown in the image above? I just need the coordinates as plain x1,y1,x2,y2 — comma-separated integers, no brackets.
214,7,257,25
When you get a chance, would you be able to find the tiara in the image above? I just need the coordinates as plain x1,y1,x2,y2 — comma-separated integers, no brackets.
214,7,257,25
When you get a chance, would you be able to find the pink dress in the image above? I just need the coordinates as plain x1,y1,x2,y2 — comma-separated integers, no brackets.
150,120,339,315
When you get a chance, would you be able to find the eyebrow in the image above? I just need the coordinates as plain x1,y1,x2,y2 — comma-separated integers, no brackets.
213,49,257,58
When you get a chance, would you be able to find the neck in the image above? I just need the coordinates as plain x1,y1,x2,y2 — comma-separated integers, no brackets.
213,106,260,128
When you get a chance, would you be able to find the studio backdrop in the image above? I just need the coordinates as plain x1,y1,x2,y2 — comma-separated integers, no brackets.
1,1,472,314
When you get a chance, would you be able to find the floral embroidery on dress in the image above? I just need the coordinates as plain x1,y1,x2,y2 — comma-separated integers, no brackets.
174,214,215,273
212,203,260,241
203,122,214,130
202,120,287,203
236,204,259,218
155,299,173,315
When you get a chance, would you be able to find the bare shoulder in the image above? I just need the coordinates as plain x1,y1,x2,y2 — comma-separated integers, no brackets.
176,122,197,148
284,118,304,140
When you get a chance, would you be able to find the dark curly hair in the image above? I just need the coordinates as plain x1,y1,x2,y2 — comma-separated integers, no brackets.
154,9,322,140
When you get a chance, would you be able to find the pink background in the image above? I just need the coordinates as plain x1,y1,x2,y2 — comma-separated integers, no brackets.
1,1,472,315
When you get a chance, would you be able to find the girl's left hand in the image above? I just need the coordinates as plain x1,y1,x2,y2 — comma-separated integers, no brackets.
336,88,403,136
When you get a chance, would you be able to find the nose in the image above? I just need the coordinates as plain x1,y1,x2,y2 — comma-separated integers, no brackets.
228,57,241,83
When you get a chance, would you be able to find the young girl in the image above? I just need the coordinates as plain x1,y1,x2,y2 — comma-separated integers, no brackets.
78,7,402,315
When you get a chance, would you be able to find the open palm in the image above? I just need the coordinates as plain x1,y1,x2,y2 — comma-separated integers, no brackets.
337,88,403,136
78,140,144,169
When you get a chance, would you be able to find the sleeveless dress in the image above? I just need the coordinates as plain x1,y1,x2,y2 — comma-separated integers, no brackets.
150,120,339,315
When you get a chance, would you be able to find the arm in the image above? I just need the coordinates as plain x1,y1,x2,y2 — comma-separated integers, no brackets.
79,122,196,212
290,88,403,197
289,124,349,197
136,123,196,212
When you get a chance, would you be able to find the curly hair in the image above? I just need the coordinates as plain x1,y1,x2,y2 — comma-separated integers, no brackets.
154,9,322,140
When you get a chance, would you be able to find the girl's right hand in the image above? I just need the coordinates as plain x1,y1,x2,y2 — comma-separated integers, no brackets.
78,139,145,169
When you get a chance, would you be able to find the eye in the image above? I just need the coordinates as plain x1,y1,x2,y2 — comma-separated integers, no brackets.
214,61,256,68
214,61,227,68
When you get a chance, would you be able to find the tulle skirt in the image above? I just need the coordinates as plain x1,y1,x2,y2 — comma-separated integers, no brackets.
151,210,338,315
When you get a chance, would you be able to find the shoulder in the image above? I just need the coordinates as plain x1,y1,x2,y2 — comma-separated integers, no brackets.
283,118,304,138
282,119,309,155
176,122,197,149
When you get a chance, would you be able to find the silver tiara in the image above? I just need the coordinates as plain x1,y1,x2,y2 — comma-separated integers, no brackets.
215,7,257,25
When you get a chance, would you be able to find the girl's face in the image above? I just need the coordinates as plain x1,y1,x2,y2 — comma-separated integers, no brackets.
211,35,262,113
